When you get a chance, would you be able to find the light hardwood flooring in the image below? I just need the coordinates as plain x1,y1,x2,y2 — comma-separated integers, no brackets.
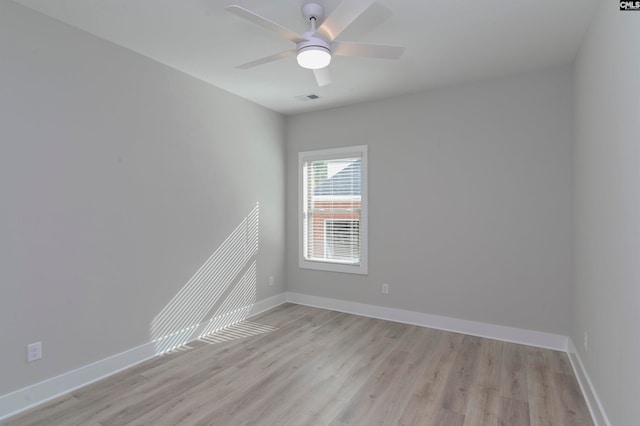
3,304,593,425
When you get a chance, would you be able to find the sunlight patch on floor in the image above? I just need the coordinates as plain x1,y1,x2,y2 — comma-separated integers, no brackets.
199,321,277,345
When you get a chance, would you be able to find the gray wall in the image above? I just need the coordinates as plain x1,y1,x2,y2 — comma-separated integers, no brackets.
0,2,285,395
286,67,573,335
572,1,640,424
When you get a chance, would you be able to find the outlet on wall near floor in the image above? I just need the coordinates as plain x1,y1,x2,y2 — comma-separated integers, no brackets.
27,342,42,362
382,283,389,294
268,276,274,286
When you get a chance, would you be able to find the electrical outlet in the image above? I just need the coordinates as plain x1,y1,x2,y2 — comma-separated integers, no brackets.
269,276,274,286
382,283,389,294
584,332,588,352
27,342,42,362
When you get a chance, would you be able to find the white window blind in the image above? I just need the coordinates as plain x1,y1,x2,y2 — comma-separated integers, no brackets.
324,219,360,261
299,146,367,275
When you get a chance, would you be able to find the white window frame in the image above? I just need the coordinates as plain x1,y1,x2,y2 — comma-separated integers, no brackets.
298,145,368,275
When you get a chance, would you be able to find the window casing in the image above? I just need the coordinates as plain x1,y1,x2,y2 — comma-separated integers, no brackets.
299,145,368,275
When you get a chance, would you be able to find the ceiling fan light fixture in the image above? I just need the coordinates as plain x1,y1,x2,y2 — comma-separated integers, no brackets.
297,46,332,69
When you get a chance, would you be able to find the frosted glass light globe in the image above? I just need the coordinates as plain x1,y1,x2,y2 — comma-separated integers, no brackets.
297,47,331,69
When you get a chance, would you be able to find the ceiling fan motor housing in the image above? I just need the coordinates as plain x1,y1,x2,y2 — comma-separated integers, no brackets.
299,3,330,54
297,36,331,54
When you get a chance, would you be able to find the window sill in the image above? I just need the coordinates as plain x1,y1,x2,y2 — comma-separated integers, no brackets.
298,258,368,275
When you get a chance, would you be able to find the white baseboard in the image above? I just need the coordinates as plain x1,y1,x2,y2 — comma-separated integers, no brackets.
567,339,611,426
0,293,286,422
0,340,158,422
285,292,568,351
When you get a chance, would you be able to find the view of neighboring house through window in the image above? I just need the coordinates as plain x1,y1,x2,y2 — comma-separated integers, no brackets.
299,145,368,275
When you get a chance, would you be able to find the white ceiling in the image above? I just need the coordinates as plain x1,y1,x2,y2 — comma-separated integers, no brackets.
12,0,599,115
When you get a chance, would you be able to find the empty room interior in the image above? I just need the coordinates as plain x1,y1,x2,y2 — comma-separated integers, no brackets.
0,0,638,425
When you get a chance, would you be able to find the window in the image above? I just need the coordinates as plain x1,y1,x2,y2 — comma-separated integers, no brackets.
299,145,368,274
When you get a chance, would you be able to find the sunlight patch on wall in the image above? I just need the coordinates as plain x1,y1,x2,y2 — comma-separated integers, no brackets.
150,203,260,354
199,260,257,337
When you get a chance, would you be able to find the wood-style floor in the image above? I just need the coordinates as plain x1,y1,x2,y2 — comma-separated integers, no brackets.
3,303,593,426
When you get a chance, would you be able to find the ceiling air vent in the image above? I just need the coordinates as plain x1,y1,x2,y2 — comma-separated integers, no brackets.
295,94,321,102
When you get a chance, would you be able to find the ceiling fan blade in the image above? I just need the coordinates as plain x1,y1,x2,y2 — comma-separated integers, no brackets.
316,0,376,41
236,50,296,69
313,67,332,87
332,41,405,59
225,5,306,43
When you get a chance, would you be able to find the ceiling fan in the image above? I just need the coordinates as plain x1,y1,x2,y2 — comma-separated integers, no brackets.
225,0,405,87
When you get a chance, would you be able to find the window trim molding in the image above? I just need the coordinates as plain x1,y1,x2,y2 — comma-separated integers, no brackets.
298,145,368,275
